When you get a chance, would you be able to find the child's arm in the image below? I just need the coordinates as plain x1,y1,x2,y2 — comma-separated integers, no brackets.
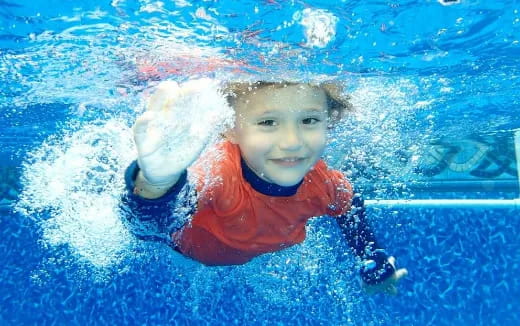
132,80,208,199
337,194,407,295
120,161,192,243
131,78,232,199
120,79,232,239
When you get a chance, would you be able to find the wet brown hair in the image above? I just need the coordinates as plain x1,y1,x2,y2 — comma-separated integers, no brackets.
223,81,353,125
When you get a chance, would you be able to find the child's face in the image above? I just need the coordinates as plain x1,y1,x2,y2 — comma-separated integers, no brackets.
229,84,329,187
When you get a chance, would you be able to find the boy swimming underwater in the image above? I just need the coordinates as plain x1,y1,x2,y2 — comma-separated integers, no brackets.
121,79,407,294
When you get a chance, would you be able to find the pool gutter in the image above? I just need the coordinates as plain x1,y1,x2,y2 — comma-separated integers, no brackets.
365,199,520,209
366,130,520,210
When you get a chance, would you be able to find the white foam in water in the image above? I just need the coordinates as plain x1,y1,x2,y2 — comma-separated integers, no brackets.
323,76,426,197
298,8,338,48
15,80,234,270
16,119,137,268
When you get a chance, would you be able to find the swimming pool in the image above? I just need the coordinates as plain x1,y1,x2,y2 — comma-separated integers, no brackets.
1,0,519,324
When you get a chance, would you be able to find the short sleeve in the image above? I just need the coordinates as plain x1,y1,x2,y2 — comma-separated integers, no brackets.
325,169,353,217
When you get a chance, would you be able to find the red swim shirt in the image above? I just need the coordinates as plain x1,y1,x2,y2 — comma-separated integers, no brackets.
172,141,353,265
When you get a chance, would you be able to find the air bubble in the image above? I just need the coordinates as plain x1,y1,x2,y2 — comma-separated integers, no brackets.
299,8,338,48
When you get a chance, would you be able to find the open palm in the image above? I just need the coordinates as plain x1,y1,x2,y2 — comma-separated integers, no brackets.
133,79,233,185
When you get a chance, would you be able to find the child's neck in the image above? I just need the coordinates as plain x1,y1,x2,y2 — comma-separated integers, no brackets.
240,157,303,197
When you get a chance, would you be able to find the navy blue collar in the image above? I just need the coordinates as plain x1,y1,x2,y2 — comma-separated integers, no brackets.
240,157,303,197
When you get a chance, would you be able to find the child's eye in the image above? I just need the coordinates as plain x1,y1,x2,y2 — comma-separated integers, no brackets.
258,119,277,126
302,117,321,125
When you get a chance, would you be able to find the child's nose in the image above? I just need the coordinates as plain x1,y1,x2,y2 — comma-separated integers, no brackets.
278,124,303,151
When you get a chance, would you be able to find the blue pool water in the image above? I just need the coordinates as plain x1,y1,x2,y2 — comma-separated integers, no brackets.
1,0,520,325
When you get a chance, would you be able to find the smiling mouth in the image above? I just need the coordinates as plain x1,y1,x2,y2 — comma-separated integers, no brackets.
270,157,306,167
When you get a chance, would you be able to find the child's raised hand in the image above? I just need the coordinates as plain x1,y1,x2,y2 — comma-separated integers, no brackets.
133,79,233,186
362,256,408,295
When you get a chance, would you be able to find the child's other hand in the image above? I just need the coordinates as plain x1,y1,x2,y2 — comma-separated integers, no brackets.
362,256,408,295
133,79,233,186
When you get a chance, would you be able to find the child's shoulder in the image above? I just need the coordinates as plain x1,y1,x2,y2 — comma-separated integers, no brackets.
305,160,353,215
308,160,348,184
188,140,240,191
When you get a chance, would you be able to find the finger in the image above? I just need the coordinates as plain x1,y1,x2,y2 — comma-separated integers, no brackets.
133,114,163,157
137,126,163,157
394,268,408,281
388,256,396,267
133,111,155,136
147,89,168,112
180,78,214,95
386,284,398,296
362,283,375,295
133,111,157,152
147,80,179,112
